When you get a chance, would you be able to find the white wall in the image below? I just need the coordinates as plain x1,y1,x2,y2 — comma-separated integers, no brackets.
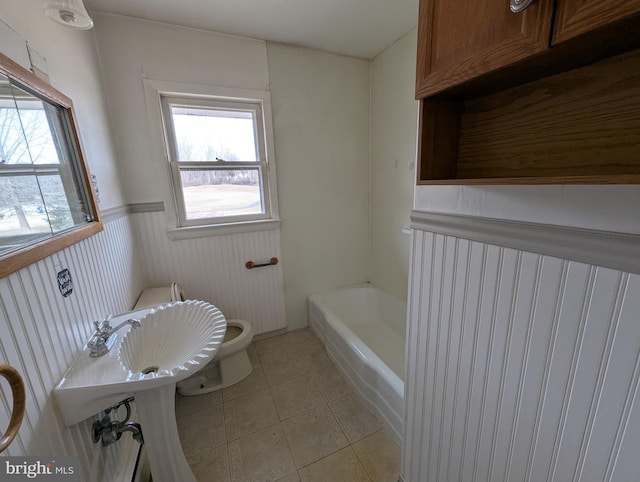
92,13,270,209
94,15,372,330
133,210,286,335
0,214,145,480
0,0,125,210
93,14,290,331
407,54,640,481
414,179,640,235
405,27,640,482
0,4,145,479
370,29,418,303
404,227,640,482
267,43,371,328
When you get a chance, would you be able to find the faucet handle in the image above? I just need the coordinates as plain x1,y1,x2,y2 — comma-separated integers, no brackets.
101,314,113,331
129,318,142,329
93,320,101,332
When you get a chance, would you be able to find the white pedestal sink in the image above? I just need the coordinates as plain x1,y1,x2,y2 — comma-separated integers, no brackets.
54,301,226,482
135,383,193,481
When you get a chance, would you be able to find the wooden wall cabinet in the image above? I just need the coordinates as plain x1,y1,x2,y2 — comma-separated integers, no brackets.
416,0,640,184
415,0,554,99
553,0,640,45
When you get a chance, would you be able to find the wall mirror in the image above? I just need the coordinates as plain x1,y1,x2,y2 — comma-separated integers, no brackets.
0,53,101,278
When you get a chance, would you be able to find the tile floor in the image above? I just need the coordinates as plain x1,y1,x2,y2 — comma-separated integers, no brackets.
175,328,401,482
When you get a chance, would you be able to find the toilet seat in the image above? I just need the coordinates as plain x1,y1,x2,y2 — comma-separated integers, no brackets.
177,317,254,396
217,319,253,359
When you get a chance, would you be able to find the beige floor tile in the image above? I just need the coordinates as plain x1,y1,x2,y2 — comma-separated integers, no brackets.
255,328,321,360
353,430,401,482
222,364,269,402
260,332,331,386
262,347,333,387
177,330,400,481
312,364,353,402
175,390,223,419
282,404,349,469
246,343,260,366
271,376,325,420
298,447,370,482
296,344,333,378
262,353,305,387
283,328,322,347
255,334,298,360
328,394,383,443
275,471,301,482
188,445,230,482
229,423,296,482
224,388,279,441
177,405,227,458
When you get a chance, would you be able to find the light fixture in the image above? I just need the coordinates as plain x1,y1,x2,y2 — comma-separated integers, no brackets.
44,0,94,30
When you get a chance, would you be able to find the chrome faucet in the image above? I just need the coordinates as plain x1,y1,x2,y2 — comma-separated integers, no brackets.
88,315,141,357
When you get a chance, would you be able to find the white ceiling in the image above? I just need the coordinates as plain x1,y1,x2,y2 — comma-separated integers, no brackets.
84,0,418,60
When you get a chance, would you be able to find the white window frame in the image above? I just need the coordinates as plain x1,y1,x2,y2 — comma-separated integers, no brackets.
144,79,279,237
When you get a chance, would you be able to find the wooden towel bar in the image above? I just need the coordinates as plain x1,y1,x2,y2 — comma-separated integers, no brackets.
0,364,25,453
245,257,279,269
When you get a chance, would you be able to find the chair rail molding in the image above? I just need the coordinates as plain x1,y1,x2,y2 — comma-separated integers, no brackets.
411,210,640,274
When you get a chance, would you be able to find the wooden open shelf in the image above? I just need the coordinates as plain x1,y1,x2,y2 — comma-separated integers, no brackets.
417,48,640,185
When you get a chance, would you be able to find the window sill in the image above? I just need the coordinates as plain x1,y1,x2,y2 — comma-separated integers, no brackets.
166,218,281,240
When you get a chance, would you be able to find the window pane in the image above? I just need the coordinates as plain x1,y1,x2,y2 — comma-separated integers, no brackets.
0,174,51,253
180,169,263,219
170,106,257,162
12,104,61,165
38,173,75,233
5,82,62,165
47,106,93,224
0,107,31,165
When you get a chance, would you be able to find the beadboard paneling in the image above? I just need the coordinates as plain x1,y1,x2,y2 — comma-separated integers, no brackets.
132,211,286,334
404,230,640,482
0,214,145,481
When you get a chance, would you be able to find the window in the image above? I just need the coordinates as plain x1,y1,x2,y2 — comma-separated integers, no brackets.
0,52,101,277
161,95,275,227
0,80,92,249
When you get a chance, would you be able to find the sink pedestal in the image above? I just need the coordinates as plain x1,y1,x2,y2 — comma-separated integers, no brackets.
136,383,195,482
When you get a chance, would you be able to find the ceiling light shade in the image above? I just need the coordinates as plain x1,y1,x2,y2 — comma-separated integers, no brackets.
44,0,94,30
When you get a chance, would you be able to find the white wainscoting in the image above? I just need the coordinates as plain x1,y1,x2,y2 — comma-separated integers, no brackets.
404,226,640,482
132,211,287,334
0,214,145,481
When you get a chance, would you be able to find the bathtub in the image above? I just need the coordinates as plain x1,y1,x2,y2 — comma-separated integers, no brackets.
308,283,406,443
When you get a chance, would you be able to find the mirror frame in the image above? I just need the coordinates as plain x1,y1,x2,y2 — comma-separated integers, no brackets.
0,52,102,278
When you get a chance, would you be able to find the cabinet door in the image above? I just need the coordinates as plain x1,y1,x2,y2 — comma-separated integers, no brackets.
553,0,640,45
416,0,555,98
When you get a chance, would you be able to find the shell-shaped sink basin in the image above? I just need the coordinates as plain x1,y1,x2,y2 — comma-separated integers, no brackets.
53,300,227,427
119,300,226,378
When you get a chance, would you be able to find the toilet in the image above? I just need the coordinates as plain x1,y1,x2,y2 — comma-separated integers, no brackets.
133,284,254,396
133,282,186,309
177,318,254,396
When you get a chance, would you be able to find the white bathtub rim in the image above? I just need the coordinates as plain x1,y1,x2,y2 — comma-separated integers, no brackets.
323,305,403,397
308,282,406,445
308,284,405,393
324,332,404,444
